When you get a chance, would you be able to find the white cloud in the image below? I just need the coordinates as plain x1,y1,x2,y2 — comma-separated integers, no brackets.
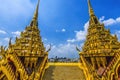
0,30,6,34
99,16,105,22
4,37,9,42
100,16,120,26
116,17,120,22
44,38,47,41
12,31,21,37
56,28,66,32
48,43,81,58
75,21,89,41
52,16,120,58
67,21,89,42
0,37,10,46
62,29,66,32
68,16,120,43
103,18,116,26
0,0,34,18
75,31,86,41
67,39,76,43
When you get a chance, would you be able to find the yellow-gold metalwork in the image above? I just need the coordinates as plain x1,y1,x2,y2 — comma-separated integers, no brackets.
77,0,120,80
0,0,120,80
0,0,49,80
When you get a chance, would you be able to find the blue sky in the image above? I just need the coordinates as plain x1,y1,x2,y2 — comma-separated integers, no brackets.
0,0,120,58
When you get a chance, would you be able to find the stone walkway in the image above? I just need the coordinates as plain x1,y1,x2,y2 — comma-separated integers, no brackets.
43,66,86,80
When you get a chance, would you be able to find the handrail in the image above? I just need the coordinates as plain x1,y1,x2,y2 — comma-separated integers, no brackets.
8,53,28,79
1,63,16,80
103,52,120,75
48,62,80,66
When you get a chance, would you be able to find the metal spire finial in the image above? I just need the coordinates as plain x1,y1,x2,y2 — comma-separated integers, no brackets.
30,0,40,26
88,0,94,16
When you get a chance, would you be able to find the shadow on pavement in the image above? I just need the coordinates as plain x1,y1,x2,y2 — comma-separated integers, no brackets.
43,66,55,80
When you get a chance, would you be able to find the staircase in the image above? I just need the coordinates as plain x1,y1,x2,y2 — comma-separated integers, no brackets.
43,65,86,80
11,53,28,79
2,63,16,80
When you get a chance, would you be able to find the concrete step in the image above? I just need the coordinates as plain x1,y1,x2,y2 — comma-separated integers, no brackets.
43,66,86,80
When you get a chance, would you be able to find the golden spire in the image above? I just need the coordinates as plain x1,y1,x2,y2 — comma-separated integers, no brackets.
87,0,99,24
30,0,40,26
88,0,94,17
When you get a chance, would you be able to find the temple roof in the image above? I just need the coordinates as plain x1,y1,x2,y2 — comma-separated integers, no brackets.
12,0,45,56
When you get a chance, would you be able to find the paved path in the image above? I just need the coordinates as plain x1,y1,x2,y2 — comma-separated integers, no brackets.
43,66,86,80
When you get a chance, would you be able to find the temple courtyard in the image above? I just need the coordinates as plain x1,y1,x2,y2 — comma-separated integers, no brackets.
43,63,86,80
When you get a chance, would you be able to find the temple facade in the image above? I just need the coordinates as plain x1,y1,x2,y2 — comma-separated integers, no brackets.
77,0,120,80
0,0,50,80
0,0,120,80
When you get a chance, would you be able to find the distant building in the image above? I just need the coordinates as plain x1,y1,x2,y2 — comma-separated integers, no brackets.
49,57,79,62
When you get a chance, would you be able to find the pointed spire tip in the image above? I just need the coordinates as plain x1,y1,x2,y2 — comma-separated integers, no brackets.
87,0,94,16
30,0,40,26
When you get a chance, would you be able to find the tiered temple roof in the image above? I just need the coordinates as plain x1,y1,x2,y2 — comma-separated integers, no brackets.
82,0,120,56
12,0,45,57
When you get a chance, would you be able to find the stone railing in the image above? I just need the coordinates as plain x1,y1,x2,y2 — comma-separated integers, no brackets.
48,62,80,66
